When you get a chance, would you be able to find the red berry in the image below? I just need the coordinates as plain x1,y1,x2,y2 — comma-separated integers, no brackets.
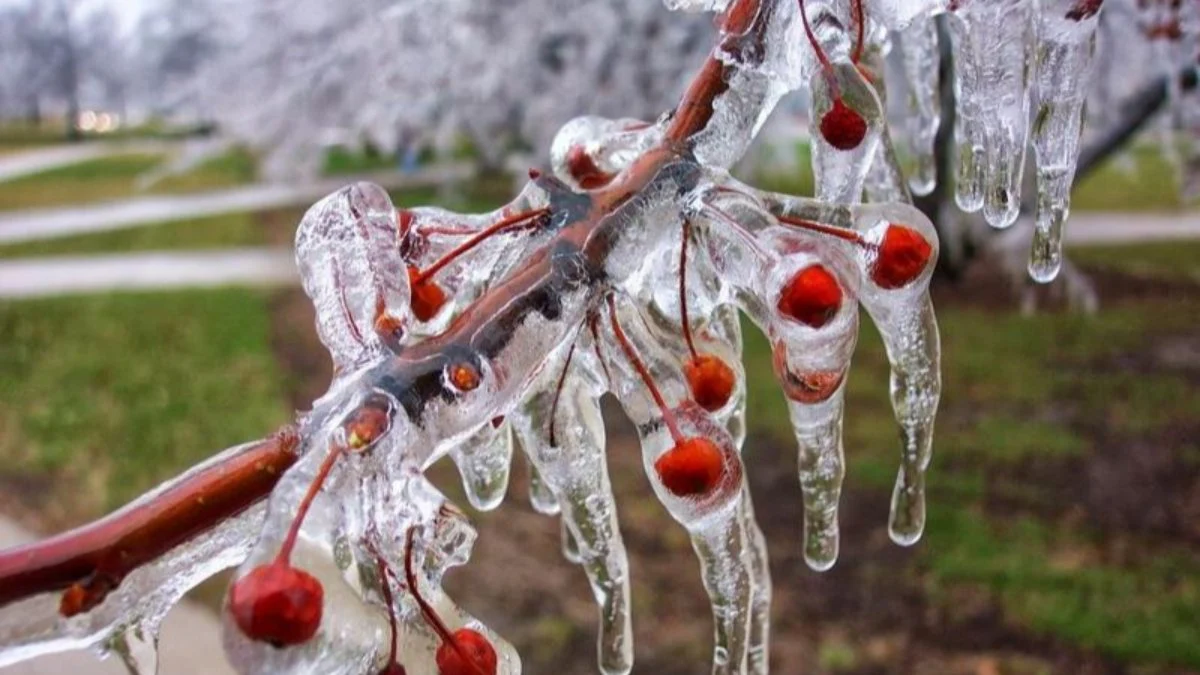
408,265,447,322
871,224,932,290
655,437,726,498
229,563,324,647
684,354,736,412
819,99,868,151
777,265,843,328
565,146,616,190
436,628,498,675
772,344,845,403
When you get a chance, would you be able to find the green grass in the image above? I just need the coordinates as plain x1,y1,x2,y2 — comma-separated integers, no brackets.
0,289,291,516
0,212,264,259
1074,241,1200,281
0,148,257,211
925,511,1200,668
1073,146,1186,212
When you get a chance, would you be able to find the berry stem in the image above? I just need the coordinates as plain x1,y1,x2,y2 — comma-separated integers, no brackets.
775,213,866,245
587,314,611,383
412,208,550,285
606,295,685,445
366,542,402,672
333,262,366,348
678,219,700,361
548,342,577,447
403,528,489,675
798,0,841,97
851,0,865,64
276,444,345,565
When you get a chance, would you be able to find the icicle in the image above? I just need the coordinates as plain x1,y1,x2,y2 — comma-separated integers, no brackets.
896,15,942,196
765,237,860,570
107,620,159,675
448,419,514,512
601,297,751,674
850,206,941,546
860,49,916,205
560,519,584,565
947,0,1035,228
512,338,633,675
526,461,561,516
1029,0,1103,282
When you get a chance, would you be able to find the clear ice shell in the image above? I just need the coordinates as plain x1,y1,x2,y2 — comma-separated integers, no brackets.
896,15,942,197
947,0,1035,228
1029,0,1102,282
448,419,515,512
295,183,412,372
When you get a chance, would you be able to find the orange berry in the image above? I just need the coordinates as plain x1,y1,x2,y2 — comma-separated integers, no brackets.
408,266,447,322
777,265,843,328
436,628,497,675
684,354,735,412
448,363,481,392
819,99,867,151
229,563,324,647
655,437,726,498
871,224,932,290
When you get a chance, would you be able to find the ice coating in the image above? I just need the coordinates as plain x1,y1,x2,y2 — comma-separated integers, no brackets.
1029,0,1103,282
896,15,942,196
295,183,413,371
449,418,515,512
948,0,1035,227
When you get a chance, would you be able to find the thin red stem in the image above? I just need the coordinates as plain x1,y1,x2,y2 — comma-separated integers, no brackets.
776,213,866,244
422,226,479,236
588,315,611,384
678,219,699,360
334,263,366,348
548,342,577,448
276,444,344,565
606,295,684,445
365,541,401,671
413,208,549,285
852,0,865,64
404,529,488,675
799,0,833,74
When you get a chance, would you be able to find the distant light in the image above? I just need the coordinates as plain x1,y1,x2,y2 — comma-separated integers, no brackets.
78,110,97,131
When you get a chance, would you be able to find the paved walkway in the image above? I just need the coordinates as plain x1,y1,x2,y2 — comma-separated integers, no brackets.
0,142,172,184
0,518,234,675
0,249,296,298
0,164,473,245
0,211,1195,299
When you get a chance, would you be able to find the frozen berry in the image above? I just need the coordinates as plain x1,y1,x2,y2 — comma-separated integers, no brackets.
408,265,447,321
655,437,726,498
777,265,843,328
229,563,323,647
566,146,616,189
871,224,932,290
819,99,868,151
684,354,736,412
436,628,498,675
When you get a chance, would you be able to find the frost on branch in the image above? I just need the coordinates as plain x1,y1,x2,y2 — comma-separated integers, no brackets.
2,0,1182,673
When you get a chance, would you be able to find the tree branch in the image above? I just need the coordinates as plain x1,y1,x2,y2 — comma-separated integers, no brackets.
0,425,299,614
1076,65,1200,181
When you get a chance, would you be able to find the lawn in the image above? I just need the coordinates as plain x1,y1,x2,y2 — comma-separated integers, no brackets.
0,147,257,211
0,288,292,526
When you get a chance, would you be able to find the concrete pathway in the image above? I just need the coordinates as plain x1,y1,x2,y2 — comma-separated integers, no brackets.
0,164,473,245
0,142,171,184
0,249,297,299
0,518,235,675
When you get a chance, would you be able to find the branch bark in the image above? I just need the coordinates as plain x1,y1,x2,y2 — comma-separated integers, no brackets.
0,425,299,615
